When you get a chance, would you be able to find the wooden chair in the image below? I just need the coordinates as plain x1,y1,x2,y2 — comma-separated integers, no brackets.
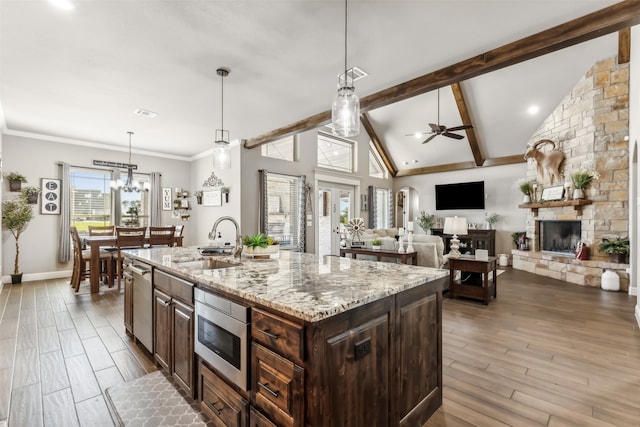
149,226,176,247
69,226,113,292
88,225,115,236
174,224,184,237
114,226,147,290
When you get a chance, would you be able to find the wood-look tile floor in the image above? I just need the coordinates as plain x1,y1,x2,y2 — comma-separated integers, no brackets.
0,270,638,426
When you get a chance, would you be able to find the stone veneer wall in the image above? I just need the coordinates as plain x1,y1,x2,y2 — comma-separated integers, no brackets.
514,56,630,289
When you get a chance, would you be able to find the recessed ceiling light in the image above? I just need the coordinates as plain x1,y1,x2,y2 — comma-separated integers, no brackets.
413,159,419,163
527,105,540,115
134,108,158,118
414,133,422,139
49,0,74,10
403,161,409,166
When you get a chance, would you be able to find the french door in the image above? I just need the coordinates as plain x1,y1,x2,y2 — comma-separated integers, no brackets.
318,183,354,257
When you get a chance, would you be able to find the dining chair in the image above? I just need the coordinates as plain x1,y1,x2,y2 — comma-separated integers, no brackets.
69,226,113,292
114,226,147,290
149,226,176,247
88,225,115,236
174,224,184,237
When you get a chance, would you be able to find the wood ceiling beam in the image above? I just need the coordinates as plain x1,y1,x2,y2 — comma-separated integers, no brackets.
618,27,631,64
395,154,526,177
361,113,398,177
244,1,640,149
450,82,483,166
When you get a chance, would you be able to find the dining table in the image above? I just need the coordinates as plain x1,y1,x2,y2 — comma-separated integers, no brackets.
82,234,183,293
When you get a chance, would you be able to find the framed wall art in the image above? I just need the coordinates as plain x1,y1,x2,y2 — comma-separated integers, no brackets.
41,178,61,214
203,189,222,207
162,187,172,211
540,185,564,201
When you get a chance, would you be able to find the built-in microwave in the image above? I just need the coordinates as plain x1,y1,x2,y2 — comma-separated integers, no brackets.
194,288,250,390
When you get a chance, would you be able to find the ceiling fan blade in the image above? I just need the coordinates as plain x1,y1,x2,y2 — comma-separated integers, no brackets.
421,134,438,144
428,123,441,132
443,132,465,140
447,124,473,132
405,132,429,137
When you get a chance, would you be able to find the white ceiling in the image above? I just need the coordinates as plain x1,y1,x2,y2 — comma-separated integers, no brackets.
0,0,622,169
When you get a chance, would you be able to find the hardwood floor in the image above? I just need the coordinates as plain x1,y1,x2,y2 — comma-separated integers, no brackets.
0,269,638,426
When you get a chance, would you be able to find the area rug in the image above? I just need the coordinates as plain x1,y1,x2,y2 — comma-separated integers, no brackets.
105,370,214,427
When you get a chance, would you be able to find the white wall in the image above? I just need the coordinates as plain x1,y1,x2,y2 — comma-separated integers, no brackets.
630,25,640,325
1,134,191,281
188,145,241,247
394,163,528,257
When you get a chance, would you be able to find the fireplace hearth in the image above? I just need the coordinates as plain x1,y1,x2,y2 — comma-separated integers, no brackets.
537,220,581,256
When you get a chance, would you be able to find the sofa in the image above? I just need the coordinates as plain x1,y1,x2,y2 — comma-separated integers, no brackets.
348,228,446,269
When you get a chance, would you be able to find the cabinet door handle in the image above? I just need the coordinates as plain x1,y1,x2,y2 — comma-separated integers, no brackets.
208,401,223,415
258,329,279,340
258,381,279,398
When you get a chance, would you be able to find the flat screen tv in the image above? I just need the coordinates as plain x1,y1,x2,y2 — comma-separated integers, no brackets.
435,181,485,210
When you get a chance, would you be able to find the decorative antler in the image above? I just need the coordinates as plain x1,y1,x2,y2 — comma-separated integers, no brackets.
532,139,556,150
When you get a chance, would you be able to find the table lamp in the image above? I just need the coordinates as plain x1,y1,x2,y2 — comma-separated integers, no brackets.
443,216,468,258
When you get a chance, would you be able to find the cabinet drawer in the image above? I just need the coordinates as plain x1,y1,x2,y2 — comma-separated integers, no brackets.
249,407,277,427
154,269,193,304
251,343,303,427
252,308,304,364
200,360,247,427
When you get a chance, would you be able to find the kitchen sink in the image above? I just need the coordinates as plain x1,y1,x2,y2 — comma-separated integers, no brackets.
174,258,240,271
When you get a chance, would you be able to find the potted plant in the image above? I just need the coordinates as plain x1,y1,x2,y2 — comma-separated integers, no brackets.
195,191,203,204
371,239,382,250
21,186,41,204
6,172,27,192
571,168,599,199
417,210,435,234
242,233,280,259
511,231,526,247
221,187,230,203
486,213,501,230
173,198,182,209
513,178,533,203
2,197,35,283
598,236,629,263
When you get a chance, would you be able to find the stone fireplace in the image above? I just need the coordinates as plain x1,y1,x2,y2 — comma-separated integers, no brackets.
512,56,630,290
538,220,581,255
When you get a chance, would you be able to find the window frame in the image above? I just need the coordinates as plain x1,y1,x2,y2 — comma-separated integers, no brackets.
317,131,356,173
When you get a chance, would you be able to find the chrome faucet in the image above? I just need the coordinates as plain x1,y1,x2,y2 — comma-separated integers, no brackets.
209,216,243,258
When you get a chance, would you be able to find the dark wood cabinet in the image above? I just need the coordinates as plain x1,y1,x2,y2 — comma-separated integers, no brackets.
152,272,195,397
249,407,277,427
153,289,171,371
431,228,496,256
199,359,248,427
123,270,134,336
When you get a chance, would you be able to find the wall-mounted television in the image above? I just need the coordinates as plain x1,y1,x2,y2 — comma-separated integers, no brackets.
435,181,485,210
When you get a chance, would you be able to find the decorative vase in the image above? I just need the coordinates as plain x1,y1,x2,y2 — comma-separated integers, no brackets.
243,244,280,259
522,195,531,203
573,188,585,199
372,245,381,250
196,196,203,205
224,193,229,203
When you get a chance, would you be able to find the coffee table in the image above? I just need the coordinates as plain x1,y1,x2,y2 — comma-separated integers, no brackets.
447,255,497,305
339,247,418,265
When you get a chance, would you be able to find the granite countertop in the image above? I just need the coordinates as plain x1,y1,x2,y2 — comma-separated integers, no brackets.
125,246,448,323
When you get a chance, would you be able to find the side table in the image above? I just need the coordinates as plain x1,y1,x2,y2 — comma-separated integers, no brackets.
447,255,497,305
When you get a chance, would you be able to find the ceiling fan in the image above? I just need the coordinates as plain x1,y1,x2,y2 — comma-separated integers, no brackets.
407,88,473,144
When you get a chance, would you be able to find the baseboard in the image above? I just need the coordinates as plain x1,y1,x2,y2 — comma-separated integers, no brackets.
636,304,640,329
630,285,638,296
2,270,72,284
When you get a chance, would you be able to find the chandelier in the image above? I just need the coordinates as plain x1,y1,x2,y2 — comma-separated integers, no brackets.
111,131,148,192
331,0,360,137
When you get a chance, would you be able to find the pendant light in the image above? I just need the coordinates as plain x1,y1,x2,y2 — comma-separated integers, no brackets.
331,0,360,137
213,67,231,170
112,131,147,192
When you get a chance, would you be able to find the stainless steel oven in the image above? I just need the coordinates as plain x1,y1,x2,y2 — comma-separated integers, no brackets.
194,288,250,390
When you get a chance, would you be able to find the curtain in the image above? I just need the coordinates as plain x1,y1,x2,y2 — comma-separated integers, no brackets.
58,162,71,263
149,172,162,226
112,169,121,226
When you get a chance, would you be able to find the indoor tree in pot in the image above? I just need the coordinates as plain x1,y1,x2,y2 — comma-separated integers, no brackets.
598,236,629,263
2,197,34,283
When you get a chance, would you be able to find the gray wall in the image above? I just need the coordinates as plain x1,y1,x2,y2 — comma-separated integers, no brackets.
1,134,191,280
240,126,393,254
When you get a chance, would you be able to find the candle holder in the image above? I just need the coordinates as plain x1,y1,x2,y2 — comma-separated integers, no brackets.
406,231,414,253
398,235,405,253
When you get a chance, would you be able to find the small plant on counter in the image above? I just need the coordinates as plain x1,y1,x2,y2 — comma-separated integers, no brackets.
417,210,435,233
513,178,533,197
571,168,599,190
486,213,501,229
242,233,279,248
370,239,382,249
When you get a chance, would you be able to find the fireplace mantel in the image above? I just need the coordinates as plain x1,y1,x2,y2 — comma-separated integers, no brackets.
518,199,592,216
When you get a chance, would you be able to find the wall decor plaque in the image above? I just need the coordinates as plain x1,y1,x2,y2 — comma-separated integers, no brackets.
41,178,61,214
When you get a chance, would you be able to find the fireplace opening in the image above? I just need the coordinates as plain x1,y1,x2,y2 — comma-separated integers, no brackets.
537,220,581,256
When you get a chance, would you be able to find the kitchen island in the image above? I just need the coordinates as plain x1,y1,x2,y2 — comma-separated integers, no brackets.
124,247,448,427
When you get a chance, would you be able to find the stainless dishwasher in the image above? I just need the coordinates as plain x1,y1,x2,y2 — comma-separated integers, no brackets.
128,261,153,352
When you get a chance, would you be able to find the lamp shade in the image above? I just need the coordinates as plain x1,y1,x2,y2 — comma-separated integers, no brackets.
443,217,468,236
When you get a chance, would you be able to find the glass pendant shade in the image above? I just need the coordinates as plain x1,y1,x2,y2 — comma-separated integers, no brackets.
332,85,360,137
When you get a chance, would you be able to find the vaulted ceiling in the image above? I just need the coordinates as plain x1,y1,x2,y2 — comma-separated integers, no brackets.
1,0,637,174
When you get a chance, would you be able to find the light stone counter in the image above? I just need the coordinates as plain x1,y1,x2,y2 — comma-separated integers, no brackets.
125,246,448,323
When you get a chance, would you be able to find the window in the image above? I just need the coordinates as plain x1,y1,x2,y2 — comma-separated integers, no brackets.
261,135,295,161
69,168,112,234
317,132,354,173
259,170,305,251
369,142,388,179
368,186,393,229
70,167,151,233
